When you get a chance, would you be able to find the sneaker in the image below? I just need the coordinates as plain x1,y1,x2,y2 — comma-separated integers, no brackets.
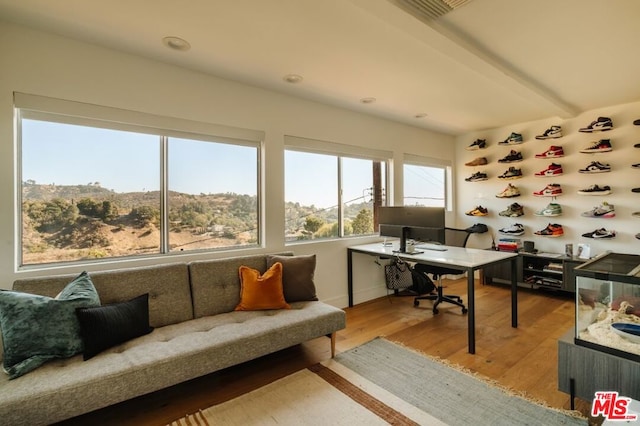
534,203,562,217
498,166,523,180
579,117,613,132
465,223,488,233
582,228,616,239
581,202,615,218
633,188,640,193
634,119,640,125
535,146,564,159
535,223,564,237
499,203,524,217
579,161,611,173
633,212,640,218
497,150,523,163
534,163,563,177
498,132,523,145
636,233,640,240
466,139,487,150
535,125,562,140
466,206,488,216
465,171,488,182
465,157,488,166
499,223,525,236
495,183,521,198
635,143,640,148
577,184,611,195
632,163,640,169
579,139,612,153
533,183,562,197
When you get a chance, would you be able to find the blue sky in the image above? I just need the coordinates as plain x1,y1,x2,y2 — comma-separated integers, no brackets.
22,119,444,208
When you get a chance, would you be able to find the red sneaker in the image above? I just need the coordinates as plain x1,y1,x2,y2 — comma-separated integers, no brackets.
534,163,563,177
535,146,564,159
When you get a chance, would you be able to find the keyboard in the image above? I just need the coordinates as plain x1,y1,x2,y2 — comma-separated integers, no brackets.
415,244,448,251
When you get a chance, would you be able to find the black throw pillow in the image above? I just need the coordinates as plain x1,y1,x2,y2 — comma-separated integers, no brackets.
76,294,153,360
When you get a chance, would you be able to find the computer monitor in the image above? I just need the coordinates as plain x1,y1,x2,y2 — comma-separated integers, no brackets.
378,207,446,251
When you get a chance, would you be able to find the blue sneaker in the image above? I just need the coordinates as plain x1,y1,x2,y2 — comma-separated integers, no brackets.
498,132,523,145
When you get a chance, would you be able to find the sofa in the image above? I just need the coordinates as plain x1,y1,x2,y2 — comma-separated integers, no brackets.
0,252,346,426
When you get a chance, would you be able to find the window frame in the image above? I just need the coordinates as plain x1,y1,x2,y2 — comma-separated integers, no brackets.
15,93,264,269
284,135,391,243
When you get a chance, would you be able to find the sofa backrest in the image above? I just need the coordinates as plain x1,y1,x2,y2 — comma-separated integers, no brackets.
188,252,292,318
13,263,193,328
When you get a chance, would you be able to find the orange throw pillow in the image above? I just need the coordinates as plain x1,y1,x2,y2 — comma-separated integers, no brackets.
235,262,291,311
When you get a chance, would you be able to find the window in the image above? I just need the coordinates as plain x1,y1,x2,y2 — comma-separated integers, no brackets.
403,156,450,208
17,93,262,267
284,136,389,242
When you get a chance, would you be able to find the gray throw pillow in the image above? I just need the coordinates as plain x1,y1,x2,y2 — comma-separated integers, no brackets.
0,271,101,379
266,254,318,302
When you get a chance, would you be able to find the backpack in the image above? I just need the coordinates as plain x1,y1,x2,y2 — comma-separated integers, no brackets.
409,266,435,295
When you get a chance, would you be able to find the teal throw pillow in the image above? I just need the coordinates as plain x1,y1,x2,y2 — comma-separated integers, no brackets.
0,271,101,379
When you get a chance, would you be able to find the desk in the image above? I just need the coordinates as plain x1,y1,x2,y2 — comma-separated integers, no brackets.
347,242,519,354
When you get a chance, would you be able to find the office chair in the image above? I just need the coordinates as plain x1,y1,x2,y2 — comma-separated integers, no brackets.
413,227,472,314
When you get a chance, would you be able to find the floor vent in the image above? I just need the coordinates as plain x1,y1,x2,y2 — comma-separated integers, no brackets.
389,0,473,20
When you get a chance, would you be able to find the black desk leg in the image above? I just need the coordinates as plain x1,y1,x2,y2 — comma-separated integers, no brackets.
511,256,518,328
570,378,575,411
467,269,475,354
347,249,354,307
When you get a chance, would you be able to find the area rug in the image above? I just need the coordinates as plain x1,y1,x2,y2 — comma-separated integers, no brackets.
168,338,586,426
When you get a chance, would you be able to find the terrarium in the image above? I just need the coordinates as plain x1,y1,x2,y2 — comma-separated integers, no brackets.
574,252,640,362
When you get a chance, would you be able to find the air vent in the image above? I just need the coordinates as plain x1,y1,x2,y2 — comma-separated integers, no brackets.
389,0,473,20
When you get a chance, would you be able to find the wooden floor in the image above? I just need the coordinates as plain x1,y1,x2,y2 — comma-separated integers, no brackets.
57,279,592,425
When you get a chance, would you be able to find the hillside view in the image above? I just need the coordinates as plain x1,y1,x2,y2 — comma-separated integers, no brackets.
22,182,374,264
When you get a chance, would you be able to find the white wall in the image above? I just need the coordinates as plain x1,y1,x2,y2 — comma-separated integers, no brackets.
456,103,640,257
0,22,456,307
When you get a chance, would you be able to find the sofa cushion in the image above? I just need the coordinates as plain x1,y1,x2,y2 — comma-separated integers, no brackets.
266,254,318,302
76,294,154,360
235,262,290,311
0,272,100,379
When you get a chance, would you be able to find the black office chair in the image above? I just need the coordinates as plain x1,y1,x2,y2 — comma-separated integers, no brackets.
413,227,472,314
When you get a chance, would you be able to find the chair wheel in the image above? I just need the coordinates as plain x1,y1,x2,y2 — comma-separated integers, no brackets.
462,308,468,314
433,308,439,314
414,300,420,307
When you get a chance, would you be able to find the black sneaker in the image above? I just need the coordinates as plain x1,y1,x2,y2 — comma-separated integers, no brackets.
633,188,640,193
498,167,523,179
466,139,487,151
465,171,488,182
535,125,562,140
499,203,524,217
465,223,488,233
498,150,523,163
582,228,616,239
579,117,613,132
577,184,611,195
634,119,640,125
579,161,611,173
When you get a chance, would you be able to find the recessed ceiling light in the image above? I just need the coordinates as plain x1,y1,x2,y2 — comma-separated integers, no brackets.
162,36,191,51
360,97,377,104
283,74,304,84
415,113,428,118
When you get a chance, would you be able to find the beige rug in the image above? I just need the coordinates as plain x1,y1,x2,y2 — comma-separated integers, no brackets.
168,360,442,425
168,338,585,426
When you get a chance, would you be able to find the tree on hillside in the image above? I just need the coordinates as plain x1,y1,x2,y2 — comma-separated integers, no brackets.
304,216,324,236
351,208,373,235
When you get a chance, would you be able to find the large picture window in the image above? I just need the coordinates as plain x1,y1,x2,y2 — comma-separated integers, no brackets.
284,136,389,242
17,94,261,267
403,157,450,208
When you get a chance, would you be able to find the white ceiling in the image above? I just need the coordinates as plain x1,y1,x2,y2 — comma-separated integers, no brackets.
1,0,639,135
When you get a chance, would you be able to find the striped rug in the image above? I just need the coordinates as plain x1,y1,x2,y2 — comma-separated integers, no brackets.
168,338,586,425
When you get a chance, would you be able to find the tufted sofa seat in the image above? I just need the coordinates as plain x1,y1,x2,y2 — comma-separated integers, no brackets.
1,253,346,426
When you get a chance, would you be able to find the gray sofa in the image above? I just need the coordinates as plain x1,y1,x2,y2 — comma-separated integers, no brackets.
0,253,346,426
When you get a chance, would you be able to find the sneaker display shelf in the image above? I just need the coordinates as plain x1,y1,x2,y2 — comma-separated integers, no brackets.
483,250,586,294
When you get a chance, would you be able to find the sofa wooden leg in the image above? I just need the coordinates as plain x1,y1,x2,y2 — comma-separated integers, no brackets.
330,332,336,358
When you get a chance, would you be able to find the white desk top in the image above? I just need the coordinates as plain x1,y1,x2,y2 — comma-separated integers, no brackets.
349,241,517,269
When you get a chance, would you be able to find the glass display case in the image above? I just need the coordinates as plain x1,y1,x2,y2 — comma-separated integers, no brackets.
574,252,640,362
